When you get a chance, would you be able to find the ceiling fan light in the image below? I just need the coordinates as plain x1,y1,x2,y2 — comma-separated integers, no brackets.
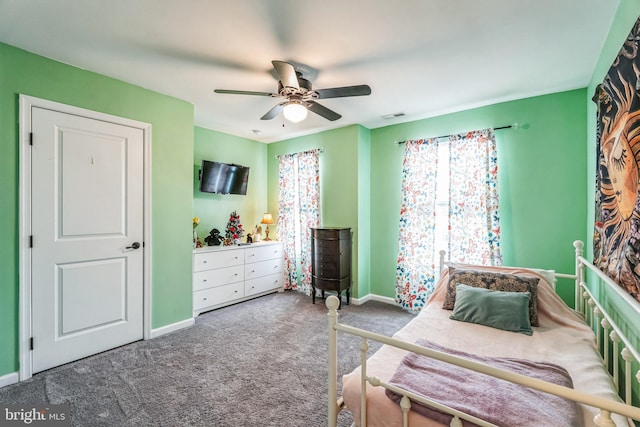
283,101,308,123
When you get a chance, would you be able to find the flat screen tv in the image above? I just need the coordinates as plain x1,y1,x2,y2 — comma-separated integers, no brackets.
199,160,250,195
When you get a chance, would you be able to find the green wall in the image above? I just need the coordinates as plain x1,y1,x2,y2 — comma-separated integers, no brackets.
0,43,194,377
266,125,366,297
193,127,267,241
357,126,372,298
369,89,588,305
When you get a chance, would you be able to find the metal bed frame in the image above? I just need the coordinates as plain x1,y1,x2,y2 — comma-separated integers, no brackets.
327,241,640,427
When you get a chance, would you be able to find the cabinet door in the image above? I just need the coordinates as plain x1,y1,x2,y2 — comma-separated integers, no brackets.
193,265,244,291
245,243,283,263
245,273,283,296
194,249,243,272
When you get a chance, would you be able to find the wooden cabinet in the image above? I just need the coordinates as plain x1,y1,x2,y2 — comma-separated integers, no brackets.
193,242,283,316
311,227,351,305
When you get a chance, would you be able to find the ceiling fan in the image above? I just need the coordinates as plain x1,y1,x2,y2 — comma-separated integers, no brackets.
214,60,371,123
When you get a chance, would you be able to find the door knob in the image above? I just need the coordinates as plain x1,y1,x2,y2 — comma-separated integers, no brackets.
126,242,141,250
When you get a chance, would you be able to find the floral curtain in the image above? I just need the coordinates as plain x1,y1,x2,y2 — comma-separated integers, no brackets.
395,129,502,313
448,129,501,265
395,138,440,312
278,149,321,293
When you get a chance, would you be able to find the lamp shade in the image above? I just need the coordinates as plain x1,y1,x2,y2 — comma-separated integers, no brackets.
282,101,308,123
261,213,275,225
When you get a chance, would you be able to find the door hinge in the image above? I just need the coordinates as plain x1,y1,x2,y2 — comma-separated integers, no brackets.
30,337,34,350
29,132,33,146
29,235,33,248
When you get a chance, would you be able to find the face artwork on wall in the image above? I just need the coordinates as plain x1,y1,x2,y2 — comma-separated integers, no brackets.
593,15,640,303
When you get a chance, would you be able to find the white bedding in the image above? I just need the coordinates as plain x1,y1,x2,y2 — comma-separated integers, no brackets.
341,266,631,427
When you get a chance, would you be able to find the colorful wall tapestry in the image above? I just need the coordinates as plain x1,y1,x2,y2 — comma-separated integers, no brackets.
593,16,640,303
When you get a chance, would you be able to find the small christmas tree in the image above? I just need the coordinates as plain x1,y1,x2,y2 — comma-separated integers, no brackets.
224,211,244,245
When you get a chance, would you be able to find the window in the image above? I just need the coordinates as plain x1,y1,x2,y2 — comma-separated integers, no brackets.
395,129,502,312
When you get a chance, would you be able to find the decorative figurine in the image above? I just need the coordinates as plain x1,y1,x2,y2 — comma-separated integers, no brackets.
253,225,262,242
204,228,223,246
246,233,253,244
225,210,244,245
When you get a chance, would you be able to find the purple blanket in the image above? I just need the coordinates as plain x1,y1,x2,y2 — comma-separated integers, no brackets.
385,340,582,427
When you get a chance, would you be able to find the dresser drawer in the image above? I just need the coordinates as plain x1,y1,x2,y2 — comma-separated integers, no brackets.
245,258,282,280
245,243,283,264
313,240,341,256
193,282,244,311
312,255,340,278
245,272,283,296
312,228,351,240
313,253,342,264
193,265,244,291
194,249,243,272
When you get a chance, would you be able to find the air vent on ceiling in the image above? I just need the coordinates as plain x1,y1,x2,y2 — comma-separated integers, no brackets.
381,112,405,120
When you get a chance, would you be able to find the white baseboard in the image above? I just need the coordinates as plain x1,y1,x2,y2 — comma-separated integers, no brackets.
368,294,396,305
0,372,19,388
349,295,368,305
350,293,396,306
149,317,195,339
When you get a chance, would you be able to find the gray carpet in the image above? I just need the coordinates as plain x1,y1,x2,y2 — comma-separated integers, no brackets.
0,291,413,426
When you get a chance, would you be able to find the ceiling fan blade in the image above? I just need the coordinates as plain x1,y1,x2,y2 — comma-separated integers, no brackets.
261,103,284,120
272,60,299,89
315,85,371,99
306,101,342,121
214,89,277,97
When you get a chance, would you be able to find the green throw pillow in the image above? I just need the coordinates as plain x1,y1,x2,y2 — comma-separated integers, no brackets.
449,283,533,336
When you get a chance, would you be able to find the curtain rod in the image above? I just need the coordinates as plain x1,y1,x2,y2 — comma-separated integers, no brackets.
396,124,516,145
274,147,324,159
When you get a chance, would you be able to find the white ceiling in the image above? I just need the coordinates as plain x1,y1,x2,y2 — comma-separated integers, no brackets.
0,0,618,143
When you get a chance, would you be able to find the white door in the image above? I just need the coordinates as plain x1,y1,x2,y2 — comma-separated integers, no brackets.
30,107,144,373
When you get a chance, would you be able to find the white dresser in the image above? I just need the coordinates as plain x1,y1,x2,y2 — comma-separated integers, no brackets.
192,241,284,316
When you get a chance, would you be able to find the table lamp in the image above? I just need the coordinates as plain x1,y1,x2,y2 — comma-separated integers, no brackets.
261,213,275,241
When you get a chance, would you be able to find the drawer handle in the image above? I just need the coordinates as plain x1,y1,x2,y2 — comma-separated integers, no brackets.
203,279,207,282
273,265,278,269
234,290,238,293
203,297,207,301
203,260,207,263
